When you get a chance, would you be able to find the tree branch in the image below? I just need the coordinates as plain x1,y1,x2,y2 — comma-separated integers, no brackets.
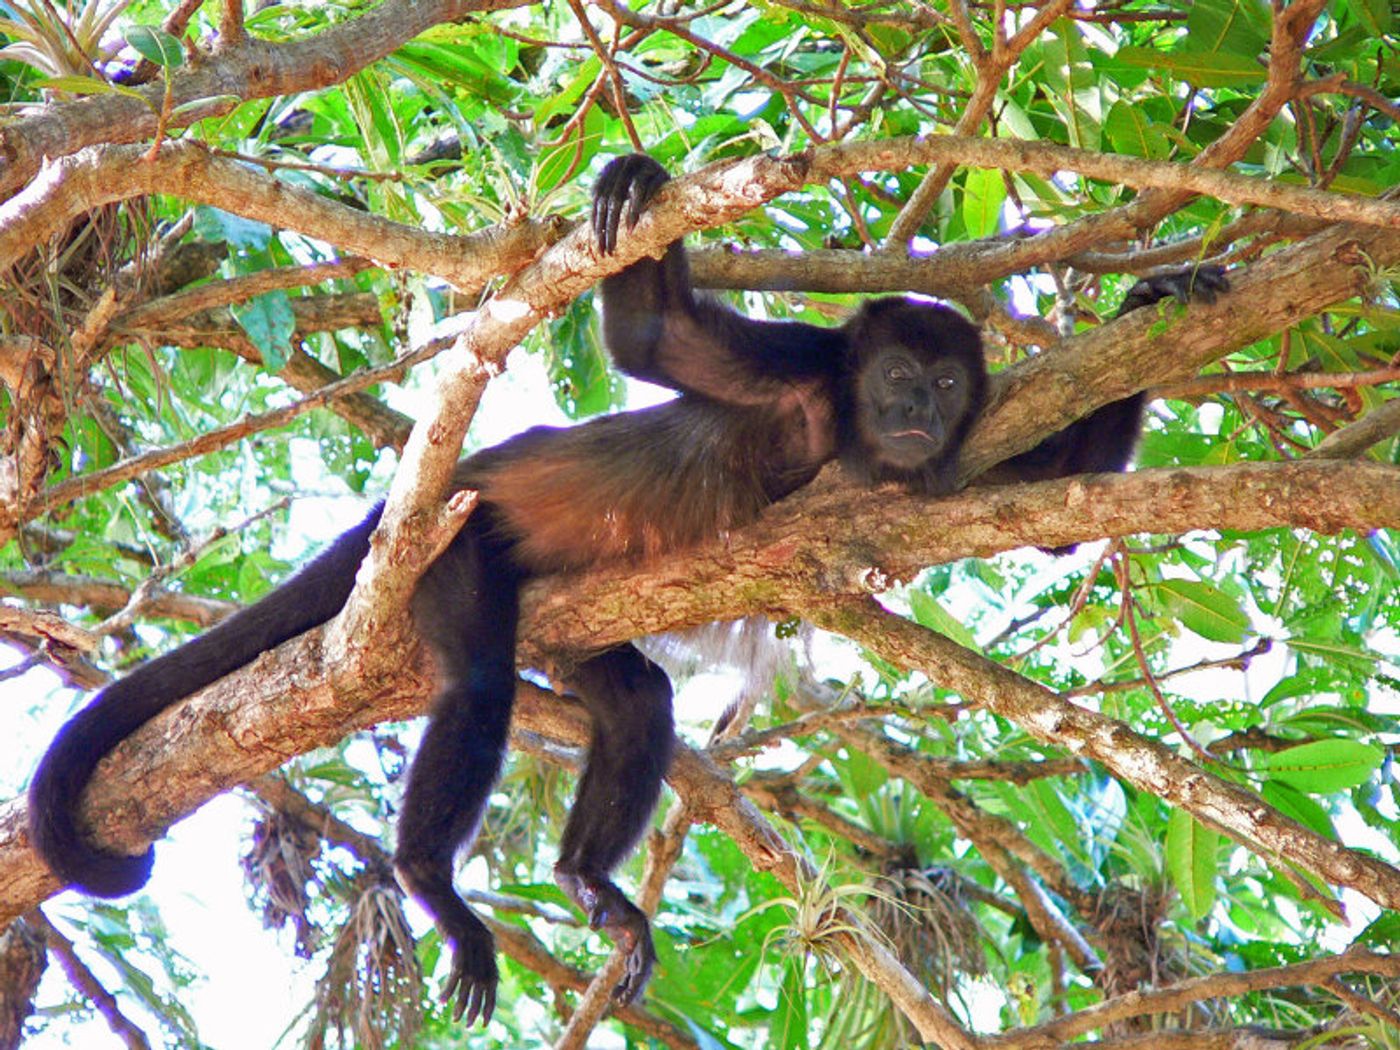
523,459,1400,653
0,0,534,200
812,597,1400,912
0,141,564,293
3,458,1397,923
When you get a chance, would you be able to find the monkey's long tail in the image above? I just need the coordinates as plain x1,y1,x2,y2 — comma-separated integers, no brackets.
27,504,385,898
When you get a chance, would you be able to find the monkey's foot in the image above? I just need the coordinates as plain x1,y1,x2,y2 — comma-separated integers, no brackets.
1124,263,1231,311
440,923,499,1027
556,869,657,1005
394,859,498,1026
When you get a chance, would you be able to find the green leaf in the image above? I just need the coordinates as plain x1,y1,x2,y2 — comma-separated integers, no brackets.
909,588,980,651
1358,912,1400,950
193,205,270,250
1024,780,1090,867
171,94,243,121
1346,0,1393,35
394,40,520,104
1285,637,1378,672
1114,46,1266,88
1260,740,1385,794
36,74,140,100
537,106,604,195
1154,579,1251,643
1261,782,1336,839
126,25,185,68
230,290,296,371
835,746,888,798
1105,101,1170,160
343,68,403,170
774,955,809,1050
1185,0,1270,56
1166,809,1218,920
960,167,1005,239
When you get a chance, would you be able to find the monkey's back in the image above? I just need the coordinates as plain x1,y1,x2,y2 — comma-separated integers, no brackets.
455,396,823,574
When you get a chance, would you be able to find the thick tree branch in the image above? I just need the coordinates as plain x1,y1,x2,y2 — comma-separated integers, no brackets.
5,136,1395,298
0,0,533,201
523,459,1400,652
0,142,563,293
963,221,1400,478
3,458,1397,926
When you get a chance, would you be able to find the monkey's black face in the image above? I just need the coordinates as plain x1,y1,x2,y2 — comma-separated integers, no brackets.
838,297,989,494
857,345,977,471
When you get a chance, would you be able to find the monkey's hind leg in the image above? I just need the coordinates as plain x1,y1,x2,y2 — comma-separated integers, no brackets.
394,517,521,1027
555,644,675,1005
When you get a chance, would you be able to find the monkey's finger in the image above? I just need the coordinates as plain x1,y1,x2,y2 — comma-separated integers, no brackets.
442,970,466,1020
461,983,485,1028
481,985,497,1026
592,189,608,250
613,969,636,1004
592,163,626,253
599,191,618,254
604,184,630,254
613,964,647,1004
596,167,633,254
625,166,669,230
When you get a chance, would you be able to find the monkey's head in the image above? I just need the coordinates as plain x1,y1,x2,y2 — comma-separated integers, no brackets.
839,298,988,495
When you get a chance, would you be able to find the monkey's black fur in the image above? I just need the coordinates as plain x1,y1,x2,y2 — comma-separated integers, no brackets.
27,152,1226,1025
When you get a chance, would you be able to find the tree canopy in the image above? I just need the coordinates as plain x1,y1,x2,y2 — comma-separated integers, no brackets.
1,1,1399,1047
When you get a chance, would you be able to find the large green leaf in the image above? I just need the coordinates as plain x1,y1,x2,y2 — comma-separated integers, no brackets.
960,166,1006,239
230,290,296,371
1114,46,1268,88
1154,579,1252,643
1166,809,1219,920
1260,741,1385,794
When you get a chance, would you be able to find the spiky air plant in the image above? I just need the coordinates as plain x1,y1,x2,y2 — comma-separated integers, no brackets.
308,880,424,1050
242,807,323,960
869,862,986,1000
0,0,136,83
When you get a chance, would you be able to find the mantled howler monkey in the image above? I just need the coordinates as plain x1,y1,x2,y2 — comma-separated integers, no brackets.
27,152,1226,1025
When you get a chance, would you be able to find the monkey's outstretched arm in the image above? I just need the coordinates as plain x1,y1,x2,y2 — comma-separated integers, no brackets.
1001,264,1230,481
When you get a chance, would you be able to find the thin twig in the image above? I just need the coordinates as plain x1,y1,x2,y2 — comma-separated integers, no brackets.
25,333,453,522
1112,547,1214,762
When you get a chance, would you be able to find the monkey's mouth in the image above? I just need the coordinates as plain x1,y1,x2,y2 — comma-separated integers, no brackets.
881,428,946,467
889,428,937,443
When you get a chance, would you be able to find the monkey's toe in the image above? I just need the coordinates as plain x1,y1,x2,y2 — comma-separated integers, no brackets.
442,929,498,1027
556,868,658,1004
613,935,655,1013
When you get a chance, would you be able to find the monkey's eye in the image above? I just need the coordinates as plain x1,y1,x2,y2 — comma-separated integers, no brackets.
935,374,957,390
886,363,914,382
